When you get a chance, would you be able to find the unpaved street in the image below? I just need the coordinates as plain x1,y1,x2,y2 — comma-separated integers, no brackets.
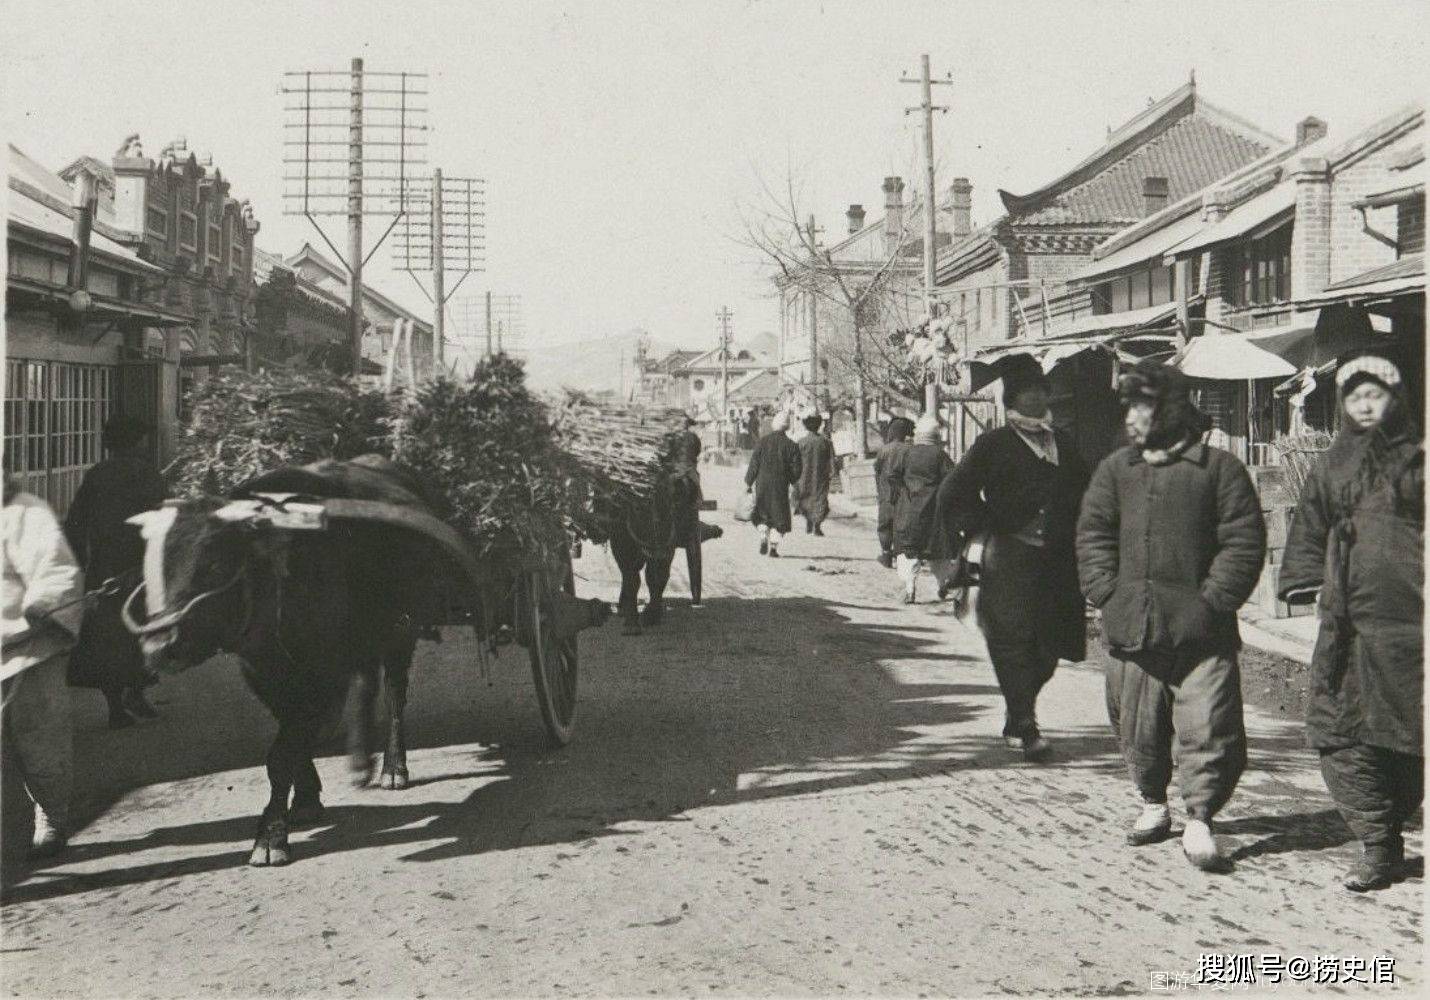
2,465,1421,997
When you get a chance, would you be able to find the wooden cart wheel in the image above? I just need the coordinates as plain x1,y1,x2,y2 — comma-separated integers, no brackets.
525,561,579,746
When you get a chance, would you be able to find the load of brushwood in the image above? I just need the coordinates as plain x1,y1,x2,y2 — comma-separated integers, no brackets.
169,369,392,498
549,390,689,514
387,355,600,563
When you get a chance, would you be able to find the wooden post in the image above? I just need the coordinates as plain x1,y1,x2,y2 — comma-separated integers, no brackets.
347,57,365,379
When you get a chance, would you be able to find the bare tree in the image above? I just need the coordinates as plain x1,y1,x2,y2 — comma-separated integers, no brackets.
734,168,925,456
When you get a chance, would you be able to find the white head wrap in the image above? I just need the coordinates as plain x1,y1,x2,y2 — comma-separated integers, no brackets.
1335,354,1401,391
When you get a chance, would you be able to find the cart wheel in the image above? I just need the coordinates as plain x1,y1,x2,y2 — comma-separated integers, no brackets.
525,565,578,746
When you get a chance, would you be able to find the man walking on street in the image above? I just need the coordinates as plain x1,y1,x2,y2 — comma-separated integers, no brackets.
875,416,915,568
795,413,835,536
1076,361,1266,873
888,414,956,604
2,474,85,860
745,409,802,557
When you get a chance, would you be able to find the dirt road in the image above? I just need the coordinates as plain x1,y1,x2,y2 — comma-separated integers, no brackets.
2,464,1421,996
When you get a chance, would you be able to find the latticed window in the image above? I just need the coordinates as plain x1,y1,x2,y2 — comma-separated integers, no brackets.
3,358,114,514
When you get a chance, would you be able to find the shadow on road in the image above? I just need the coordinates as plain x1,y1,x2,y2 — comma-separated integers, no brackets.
1,593,1325,904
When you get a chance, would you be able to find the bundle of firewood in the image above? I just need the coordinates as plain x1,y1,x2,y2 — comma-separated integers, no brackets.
169,369,392,498
550,391,688,509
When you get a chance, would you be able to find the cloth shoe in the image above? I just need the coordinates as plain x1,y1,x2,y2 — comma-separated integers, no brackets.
1127,802,1172,846
759,538,768,556
877,550,893,569
1182,819,1231,873
768,546,780,558
1344,844,1398,892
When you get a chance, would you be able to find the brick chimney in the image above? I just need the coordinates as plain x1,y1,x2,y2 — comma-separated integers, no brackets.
1142,176,1169,217
846,204,866,234
1296,116,1327,146
1291,156,1332,296
882,176,905,255
949,177,973,238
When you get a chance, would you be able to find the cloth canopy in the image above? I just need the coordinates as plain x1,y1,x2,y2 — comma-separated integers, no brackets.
1175,332,1297,380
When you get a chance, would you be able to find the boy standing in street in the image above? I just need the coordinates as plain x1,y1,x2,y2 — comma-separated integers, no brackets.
1076,361,1266,873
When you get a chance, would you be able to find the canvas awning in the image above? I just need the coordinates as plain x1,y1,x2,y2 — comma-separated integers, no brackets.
1170,182,1296,259
965,319,1179,391
1072,211,1206,284
1290,254,1424,309
1175,332,1298,380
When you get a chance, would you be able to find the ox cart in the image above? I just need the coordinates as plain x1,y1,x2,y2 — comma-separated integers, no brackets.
208,489,598,748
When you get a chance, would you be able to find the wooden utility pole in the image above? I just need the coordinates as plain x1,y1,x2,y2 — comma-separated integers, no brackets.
805,214,823,410
431,167,445,371
347,57,365,378
485,289,493,359
717,306,733,449
902,54,952,416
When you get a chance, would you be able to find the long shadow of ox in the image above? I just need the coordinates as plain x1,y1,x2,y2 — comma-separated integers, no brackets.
121,456,604,869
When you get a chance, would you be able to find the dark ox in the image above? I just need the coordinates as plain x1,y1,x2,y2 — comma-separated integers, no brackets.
125,457,456,867
607,468,712,635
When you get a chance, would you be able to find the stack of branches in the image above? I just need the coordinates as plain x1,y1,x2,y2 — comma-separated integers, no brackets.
169,369,392,498
550,391,688,515
387,355,590,565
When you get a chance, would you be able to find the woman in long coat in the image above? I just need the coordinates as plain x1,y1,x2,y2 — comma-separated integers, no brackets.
887,414,956,603
1279,353,1423,892
744,410,802,557
795,413,835,536
64,416,167,728
939,357,1088,761
874,417,915,568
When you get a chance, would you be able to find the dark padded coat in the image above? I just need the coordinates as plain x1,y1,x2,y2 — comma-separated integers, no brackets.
1278,420,1424,756
745,430,802,534
1076,442,1266,655
888,442,955,559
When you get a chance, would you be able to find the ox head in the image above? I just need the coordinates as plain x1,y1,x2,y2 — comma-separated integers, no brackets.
123,498,277,670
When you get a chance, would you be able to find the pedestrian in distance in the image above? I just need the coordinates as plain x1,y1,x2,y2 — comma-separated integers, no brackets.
938,356,1089,762
672,415,706,608
1278,352,1423,892
1076,359,1266,873
874,416,915,569
2,474,85,859
888,414,956,604
63,415,167,728
744,409,802,558
795,413,835,536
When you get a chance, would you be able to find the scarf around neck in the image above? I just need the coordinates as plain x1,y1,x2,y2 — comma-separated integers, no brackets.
1006,410,1058,465
1141,435,1195,466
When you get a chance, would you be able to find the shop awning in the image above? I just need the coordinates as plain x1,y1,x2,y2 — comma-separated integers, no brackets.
1290,254,1424,309
1170,182,1296,259
1071,211,1206,285
965,309,1180,391
1000,301,1178,350
1175,332,1298,380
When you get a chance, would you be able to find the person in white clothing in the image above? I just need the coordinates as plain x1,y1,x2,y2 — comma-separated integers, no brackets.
2,475,85,859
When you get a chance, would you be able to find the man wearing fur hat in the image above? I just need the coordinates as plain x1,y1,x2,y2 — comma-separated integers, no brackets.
1077,360,1266,872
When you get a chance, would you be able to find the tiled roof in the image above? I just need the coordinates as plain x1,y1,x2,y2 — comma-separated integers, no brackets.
999,84,1278,228
1008,113,1273,226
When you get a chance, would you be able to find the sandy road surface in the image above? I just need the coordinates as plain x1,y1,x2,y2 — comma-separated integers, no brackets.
1,464,1421,997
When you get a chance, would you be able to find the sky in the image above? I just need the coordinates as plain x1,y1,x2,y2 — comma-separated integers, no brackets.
4,0,1426,382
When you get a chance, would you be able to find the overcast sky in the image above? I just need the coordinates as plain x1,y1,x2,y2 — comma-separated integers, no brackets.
5,0,1426,374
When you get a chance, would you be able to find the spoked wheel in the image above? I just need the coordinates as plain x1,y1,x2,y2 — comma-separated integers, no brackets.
524,562,579,746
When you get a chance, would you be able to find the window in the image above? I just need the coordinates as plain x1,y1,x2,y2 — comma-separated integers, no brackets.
1228,224,1293,306
4,358,114,514
146,206,168,237
179,212,198,252
208,224,222,260
1150,265,1173,306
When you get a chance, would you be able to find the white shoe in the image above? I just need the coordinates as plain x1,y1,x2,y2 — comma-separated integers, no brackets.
1126,802,1172,845
1182,819,1229,872
30,810,67,859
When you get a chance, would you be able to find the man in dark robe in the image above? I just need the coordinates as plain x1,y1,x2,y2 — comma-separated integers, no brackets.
64,415,167,728
743,410,802,557
672,416,705,607
875,417,915,567
888,415,955,602
795,413,835,536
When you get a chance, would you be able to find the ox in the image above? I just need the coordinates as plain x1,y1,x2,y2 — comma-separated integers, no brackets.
607,466,718,635
124,457,464,866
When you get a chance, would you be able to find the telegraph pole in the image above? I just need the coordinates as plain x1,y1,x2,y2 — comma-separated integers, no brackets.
902,54,952,416
717,306,733,449
347,57,365,377
805,214,824,411
431,167,445,370
485,290,493,359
